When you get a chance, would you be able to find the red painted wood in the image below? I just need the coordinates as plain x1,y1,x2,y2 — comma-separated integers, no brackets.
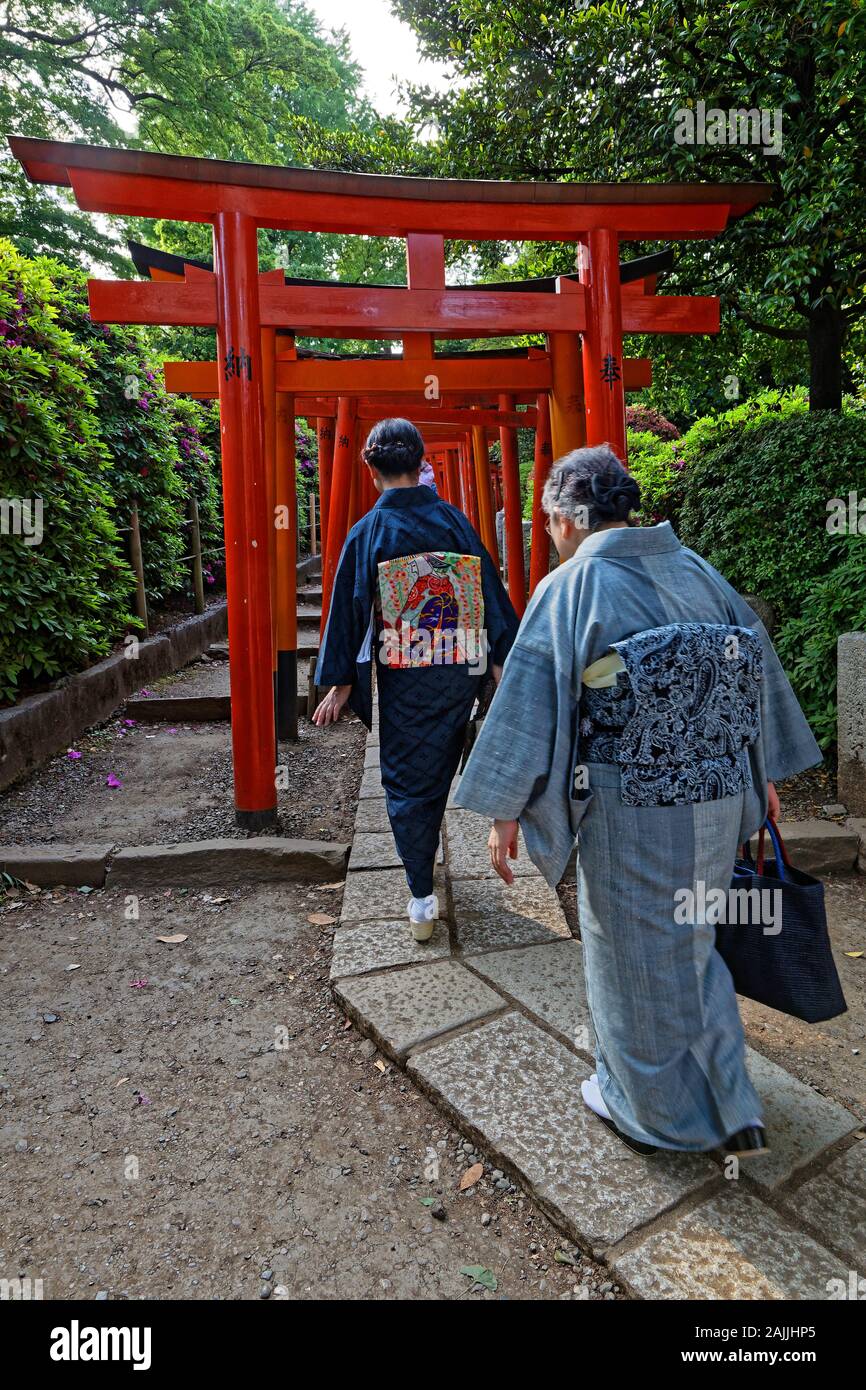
529,393,554,595
316,417,333,564
498,392,526,615
212,210,276,822
321,396,356,639
581,228,627,462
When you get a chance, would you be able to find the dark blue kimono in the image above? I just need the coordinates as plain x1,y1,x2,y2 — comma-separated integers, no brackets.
317,485,519,896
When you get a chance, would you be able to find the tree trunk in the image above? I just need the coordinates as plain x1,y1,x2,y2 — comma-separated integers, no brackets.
807,299,845,410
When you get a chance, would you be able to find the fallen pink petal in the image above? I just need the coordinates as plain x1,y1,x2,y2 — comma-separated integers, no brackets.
129,979,149,989
66,749,82,760
106,774,123,789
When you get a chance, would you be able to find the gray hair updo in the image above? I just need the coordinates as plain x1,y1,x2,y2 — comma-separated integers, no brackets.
541,444,640,531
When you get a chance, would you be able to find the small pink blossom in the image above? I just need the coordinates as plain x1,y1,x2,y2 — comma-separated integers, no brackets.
123,718,136,727
66,749,82,760
106,773,122,789
129,978,149,989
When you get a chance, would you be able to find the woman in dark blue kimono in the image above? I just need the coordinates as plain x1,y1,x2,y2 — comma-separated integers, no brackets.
314,419,519,940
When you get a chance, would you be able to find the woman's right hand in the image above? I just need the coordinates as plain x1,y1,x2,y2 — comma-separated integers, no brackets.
488,818,519,885
313,684,351,727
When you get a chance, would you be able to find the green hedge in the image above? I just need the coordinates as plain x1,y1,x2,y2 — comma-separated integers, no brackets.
675,390,866,749
0,241,225,704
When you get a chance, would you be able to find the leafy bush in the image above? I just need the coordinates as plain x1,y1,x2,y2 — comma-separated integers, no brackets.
0,244,226,704
0,240,134,702
775,534,866,750
676,390,866,746
626,405,680,441
627,428,682,525
50,268,222,603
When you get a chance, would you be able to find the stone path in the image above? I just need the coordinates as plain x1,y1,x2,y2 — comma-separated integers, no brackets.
331,707,866,1300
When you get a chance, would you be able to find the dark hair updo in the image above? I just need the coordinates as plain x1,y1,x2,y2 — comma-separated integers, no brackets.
541,443,641,530
362,418,425,477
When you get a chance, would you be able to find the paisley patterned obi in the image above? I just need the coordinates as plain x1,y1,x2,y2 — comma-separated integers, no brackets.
579,622,763,807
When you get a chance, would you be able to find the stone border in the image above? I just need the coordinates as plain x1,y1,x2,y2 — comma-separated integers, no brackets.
329,713,866,1298
0,836,348,889
0,603,227,791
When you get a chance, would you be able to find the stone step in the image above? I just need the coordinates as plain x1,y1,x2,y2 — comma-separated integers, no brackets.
408,1011,718,1257
611,1188,850,1299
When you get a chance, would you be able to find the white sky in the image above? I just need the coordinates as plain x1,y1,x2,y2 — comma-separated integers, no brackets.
306,0,452,115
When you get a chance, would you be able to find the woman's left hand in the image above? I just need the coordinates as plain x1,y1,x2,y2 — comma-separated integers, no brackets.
767,780,780,821
488,818,519,885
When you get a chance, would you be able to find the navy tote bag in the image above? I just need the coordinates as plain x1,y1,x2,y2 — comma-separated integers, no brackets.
716,817,847,1024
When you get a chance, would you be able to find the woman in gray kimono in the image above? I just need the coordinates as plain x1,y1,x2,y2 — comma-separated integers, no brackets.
454,445,822,1158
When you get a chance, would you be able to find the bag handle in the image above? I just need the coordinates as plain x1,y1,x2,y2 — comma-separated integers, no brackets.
756,815,790,878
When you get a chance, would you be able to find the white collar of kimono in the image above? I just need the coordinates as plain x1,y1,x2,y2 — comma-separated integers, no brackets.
576,520,682,559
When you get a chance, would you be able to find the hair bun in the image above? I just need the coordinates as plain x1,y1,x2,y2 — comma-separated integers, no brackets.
589,472,640,519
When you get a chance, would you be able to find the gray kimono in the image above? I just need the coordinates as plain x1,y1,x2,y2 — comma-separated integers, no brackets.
455,522,820,887
454,523,822,1152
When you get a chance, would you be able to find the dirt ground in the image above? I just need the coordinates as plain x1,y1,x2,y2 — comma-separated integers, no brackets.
0,880,614,1301
0,703,366,847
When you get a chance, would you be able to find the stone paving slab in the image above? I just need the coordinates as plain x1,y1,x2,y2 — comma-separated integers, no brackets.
780,1140,866,1267
452,875,569,953
445,809,540,879
331,919,452,979
409,1012,716,1255
348,830,443,873
612,1189,849,1300
353,797,391,833
334,958,505,1057
364,745,380,769
348,831,402,871
744,1048,860,1190
358,766,384,799
470,939,591,1050
341,865,449,923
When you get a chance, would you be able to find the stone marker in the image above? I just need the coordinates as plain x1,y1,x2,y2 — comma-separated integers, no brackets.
838,632,866,817
334,958,505,1057
612,1189,848,1300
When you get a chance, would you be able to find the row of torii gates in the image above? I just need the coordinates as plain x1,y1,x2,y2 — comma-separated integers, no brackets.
11,137,769,826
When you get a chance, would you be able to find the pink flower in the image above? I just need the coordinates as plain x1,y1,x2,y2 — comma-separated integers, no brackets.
67,749,82,760
123,719,136,727
106,773,122,789
129,978,149,989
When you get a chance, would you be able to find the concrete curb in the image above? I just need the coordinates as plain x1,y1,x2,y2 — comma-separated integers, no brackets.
0,603,228,791
0,843,114,888
0,837,348,890
749,819,860,875
123,694,232,722
105,837,349,889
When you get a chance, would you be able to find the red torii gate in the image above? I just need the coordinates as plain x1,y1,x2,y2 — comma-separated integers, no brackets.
10,137,769,826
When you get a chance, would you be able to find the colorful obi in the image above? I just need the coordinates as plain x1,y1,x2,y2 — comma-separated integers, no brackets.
376,551,485,669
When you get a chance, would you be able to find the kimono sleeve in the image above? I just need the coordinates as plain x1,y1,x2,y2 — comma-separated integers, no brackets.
688,551,823,782
479,545,520,666
454,642,560,821
315,533,371,688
